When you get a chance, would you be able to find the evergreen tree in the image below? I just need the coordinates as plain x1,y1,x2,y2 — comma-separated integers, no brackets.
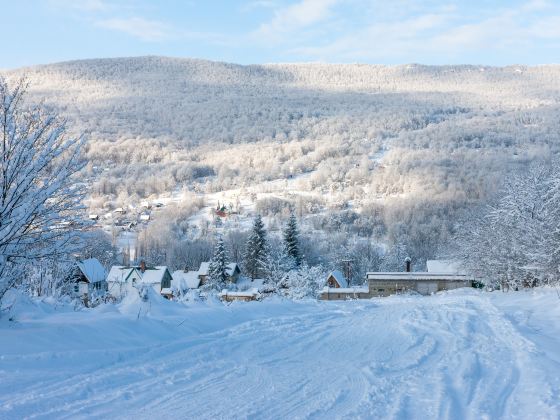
283,212,302,266
244,215,268,279
207,236,229,290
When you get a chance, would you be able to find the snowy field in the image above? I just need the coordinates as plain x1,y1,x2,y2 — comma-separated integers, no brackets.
1,289,559,419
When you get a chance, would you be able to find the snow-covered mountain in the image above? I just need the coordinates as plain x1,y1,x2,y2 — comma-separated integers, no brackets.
5,57,560,142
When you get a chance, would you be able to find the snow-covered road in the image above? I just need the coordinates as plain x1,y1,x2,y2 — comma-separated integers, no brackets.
1,289,559,419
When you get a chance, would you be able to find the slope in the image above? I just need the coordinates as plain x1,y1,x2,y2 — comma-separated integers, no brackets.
1,289,559,419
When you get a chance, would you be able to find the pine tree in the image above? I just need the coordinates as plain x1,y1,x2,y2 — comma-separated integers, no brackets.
207,236,228,290
244,215,268,279
283,212,302,266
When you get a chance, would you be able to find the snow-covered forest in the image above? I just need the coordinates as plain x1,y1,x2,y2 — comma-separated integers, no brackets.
2,57,560,291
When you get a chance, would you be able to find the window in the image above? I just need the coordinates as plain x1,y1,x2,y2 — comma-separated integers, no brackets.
378,289,385,292
74,285,79,293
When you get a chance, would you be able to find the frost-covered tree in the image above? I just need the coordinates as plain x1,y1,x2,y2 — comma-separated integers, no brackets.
263,239,296,290
0,78,85,302
207,236,229,291
281,264,325,300
283,212,302,266
453,162,560,289
381,243,410,272
79,230,119,268
244,215,267,279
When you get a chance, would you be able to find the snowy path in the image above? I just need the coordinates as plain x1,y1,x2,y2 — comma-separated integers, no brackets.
1,290,559,419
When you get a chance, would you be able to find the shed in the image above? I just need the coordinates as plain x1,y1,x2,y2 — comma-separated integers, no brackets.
219,288,260,302
319,286,369,300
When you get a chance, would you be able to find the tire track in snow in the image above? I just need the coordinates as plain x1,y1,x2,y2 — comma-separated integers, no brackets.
2,294,559,419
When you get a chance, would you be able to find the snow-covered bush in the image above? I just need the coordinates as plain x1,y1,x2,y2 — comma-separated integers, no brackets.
281,264,326,300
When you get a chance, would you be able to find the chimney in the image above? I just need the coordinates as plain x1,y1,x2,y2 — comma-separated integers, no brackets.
405,257,412,272
140,260,146,273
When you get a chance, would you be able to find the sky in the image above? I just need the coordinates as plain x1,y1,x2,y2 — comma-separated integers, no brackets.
2,0,560,68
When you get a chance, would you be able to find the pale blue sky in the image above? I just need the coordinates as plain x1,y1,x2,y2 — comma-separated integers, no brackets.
2,0,559,68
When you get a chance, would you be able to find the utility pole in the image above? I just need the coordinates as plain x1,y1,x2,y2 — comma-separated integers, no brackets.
342,258,353,286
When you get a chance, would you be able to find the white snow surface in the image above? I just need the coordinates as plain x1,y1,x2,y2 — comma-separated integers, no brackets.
1,288,560,419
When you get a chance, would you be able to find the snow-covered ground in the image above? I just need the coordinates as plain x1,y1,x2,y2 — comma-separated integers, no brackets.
1,288,559,419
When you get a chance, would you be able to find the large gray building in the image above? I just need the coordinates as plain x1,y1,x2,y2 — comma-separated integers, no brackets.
320,259,473,300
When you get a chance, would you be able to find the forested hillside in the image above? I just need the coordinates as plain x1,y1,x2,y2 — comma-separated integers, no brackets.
4,57,560,273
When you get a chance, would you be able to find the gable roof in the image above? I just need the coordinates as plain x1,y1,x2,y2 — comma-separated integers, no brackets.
106,265,170,284
76,258,106,283
106,266,136,283
140,266,171,284
198,262,210,276
226,263,240,276
328,270,348,288
172,270,201,289
199,262,240,277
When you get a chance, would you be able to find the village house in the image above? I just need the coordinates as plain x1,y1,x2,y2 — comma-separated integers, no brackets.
171,269,202,295
106,261,173,299
326,270,348,288
320,259,473,300
197,262,241,285
70,258,107,302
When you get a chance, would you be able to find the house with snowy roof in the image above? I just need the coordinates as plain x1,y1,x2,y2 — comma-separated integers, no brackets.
171,270,202,296
106,261,173,299
70,258,107,299
326,270,348,288
197,262,241,285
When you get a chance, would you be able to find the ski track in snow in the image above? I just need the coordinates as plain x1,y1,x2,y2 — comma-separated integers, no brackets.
1,291,559,419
